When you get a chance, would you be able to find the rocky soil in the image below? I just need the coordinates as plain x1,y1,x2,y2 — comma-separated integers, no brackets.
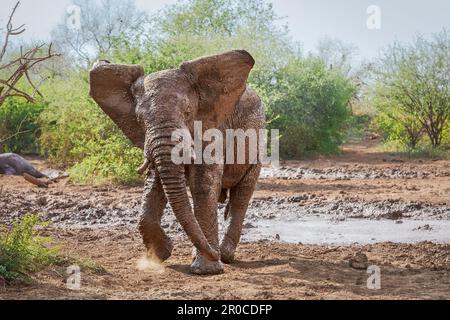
0,141,449,300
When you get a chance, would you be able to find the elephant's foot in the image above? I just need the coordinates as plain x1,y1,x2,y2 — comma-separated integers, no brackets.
147,238,173,262
220,237,237,264
190,254,224,275
141,225,174,262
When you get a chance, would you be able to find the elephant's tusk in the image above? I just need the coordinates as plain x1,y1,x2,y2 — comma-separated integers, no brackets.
137,159,151,175
190,147,196,163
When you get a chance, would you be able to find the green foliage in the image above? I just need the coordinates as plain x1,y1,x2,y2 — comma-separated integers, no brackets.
38,74,143,184
373,30,450,149
0,214,59,282
26,0,358,186
68,135,142,185
345,114,372,143
267,58,356,157
56,255,107,275
75,258,108,275
109,0,353,159
39,74,100,165
380,140,450,159
373,94,424,148
0,99,46,154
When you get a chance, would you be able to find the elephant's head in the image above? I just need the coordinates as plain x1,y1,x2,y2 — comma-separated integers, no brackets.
89,50,255,262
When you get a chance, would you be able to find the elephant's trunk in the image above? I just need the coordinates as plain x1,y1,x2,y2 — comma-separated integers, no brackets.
146,130,219,262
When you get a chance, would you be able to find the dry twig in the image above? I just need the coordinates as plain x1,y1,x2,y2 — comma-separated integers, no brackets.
0,1,60,106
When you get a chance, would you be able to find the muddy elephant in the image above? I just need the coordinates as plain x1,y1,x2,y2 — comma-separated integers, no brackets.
0,153,46,178
89,50,265,275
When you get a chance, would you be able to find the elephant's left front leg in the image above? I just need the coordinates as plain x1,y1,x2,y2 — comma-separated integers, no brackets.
138,174,173,262
190,165,224,275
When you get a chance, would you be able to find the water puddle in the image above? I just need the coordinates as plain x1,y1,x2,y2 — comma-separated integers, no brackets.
243,217,450,245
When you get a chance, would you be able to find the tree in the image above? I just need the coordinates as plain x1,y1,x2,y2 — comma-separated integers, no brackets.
373,30,450,148
315,36,357,76
109,0,354,158
0,1,59,107
268,57,356,157
110,0,296,98
51,0,148,69
156,0,280,38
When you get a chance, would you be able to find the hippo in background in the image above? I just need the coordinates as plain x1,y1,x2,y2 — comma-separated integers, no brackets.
0,153,46,178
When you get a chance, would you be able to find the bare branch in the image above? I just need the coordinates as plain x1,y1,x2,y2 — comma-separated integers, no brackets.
0,1,60,106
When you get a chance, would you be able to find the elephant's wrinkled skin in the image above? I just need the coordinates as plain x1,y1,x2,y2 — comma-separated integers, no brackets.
89,50,264,275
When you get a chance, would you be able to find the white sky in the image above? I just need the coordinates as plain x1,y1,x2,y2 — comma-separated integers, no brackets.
1,0,449,59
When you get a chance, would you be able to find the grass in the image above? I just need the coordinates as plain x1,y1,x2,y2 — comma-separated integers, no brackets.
0,214,107,283
379,141,450,159
59,256,108,275
0,214,59,282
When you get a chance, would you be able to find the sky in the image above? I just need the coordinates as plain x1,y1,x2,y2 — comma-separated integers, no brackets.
1,0,449,60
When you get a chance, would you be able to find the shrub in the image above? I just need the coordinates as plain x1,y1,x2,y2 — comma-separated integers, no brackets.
0,99,46,154
0,214,59,282
68,135,143,185
267,58,356,158
38,75,143,184
373,30,450,148
35,0,358,186
373,98,425,148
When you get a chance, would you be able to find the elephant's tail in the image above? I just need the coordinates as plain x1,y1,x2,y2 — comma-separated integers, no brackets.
219,189,231,221
224,201,231,221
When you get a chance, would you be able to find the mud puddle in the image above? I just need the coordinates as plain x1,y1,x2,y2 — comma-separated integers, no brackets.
260,165,450,180
241,217,450,245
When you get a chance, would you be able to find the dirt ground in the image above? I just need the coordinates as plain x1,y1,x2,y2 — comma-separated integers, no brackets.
0,140,449,300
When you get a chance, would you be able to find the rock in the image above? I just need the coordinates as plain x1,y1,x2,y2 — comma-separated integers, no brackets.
243,222,255,229
331,203,339,211
416,224,433,231
287,195,307,203
383,211,403,220
349,252,369,270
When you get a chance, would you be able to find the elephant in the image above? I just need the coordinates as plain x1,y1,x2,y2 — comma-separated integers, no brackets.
89,50,265,275
0,153,46,178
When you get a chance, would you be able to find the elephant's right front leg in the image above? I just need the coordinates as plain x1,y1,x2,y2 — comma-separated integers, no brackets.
138,174,173,262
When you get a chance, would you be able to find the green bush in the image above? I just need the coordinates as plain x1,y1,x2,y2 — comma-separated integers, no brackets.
344,114,372,143
34,0,358,186
109,1,355,160
373,102,425,148
0,99,46,154
68,135,142,185
0,214,59,282
267,58,356,158
372,31,450,149
38,74,143,184
380,140,450,159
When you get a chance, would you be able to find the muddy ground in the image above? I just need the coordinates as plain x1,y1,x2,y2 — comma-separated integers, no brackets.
0,140,449,300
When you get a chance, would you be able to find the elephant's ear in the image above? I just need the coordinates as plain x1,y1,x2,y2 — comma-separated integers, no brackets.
89,61,145,148
180,50,255,128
